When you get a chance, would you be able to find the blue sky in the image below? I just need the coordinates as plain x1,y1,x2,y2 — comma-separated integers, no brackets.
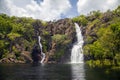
65,0,79,18
0,0,120,21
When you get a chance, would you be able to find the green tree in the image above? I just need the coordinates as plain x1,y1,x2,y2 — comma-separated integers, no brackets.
0,17,12,35
72,15,88,26
52,34,66,44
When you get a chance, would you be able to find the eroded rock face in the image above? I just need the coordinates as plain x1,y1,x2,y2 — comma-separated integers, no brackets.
0,51,32,63
32,18,76,63
0,18,76,63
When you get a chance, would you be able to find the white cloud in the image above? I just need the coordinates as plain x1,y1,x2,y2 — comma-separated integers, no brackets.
77,0,120,15
38,0,71,20
0,0,71,21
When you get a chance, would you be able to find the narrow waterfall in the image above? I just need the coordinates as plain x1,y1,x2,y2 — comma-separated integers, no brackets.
71,23,84,63
38,36,45,63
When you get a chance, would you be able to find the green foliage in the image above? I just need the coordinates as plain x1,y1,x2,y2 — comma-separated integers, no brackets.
0,40,9,58
89,10,101,17
86,60,102,67
53,47,65,60
12,46,21,58
72,15,88,26
84,19,120,67
7,32,21,41
51,34,68,60
114,6,120,16
52,34,66,44
115,54,120,64
83,7,120,68
62,40,71,45
85,36,93,44
42,30,49,36
42,40,48,53
87,19,100,31
88,10,102,21
0,14,36,59
87,59,113,68
0,17,12,35
41,21,48,26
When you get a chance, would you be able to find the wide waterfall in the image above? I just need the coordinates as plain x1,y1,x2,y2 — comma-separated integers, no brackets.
71,23,84,63
38,36,45,63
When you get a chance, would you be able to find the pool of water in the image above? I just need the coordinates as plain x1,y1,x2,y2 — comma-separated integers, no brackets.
0,63,119,80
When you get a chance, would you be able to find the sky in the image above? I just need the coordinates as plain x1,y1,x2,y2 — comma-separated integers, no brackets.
0,0,120,21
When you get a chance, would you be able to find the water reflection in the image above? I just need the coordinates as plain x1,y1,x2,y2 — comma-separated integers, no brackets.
71,63,85,80
0,63,120,80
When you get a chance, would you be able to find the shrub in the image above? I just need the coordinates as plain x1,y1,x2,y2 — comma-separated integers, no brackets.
52,34,66,44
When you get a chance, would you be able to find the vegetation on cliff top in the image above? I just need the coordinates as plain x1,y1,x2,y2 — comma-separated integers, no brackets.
0,14,37,62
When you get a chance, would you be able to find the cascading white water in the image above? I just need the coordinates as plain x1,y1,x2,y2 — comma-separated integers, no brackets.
71,23,84,63
38,36,45,63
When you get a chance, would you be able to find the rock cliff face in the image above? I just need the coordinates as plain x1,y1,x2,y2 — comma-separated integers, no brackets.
32,18,76,63
1,6,120,65
0,16,76,63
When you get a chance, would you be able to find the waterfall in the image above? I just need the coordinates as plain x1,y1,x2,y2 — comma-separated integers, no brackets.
38,36,45,63
71,23,84,63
